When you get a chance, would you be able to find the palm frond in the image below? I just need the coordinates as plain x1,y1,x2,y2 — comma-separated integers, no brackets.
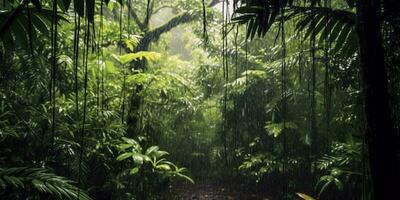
0,167,92,200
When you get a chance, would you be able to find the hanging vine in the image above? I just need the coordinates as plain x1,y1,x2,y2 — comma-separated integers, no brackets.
25,3,34,57
280,0,288,196
221,0,229,169
100,0,105,112
50,0,58,153
74,12,81,116
323,0,332,150
310,0,318,156
233,0,239,168
119,2,127,124
202,0,208,45
77,4,91,198
96,1,104,113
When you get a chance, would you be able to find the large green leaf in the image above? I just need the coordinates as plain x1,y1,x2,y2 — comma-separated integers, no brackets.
0,167,92,200
233,0,285,39
129,167,140,175
116,152,134,161
296,193,316,200
293,6,358,57
118,51,161,65
145,146,160,156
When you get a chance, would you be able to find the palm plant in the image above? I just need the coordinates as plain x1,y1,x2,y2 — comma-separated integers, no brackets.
231,0,400,199
0,167,91,200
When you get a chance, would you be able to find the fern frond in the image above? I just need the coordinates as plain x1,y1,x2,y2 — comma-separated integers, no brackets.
0,167,92,200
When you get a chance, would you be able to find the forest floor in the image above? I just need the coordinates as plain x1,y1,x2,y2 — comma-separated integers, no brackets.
163,178,271,200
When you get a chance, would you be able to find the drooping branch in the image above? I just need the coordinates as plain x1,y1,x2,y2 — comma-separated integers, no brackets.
152,5,170,15
134,12,196,52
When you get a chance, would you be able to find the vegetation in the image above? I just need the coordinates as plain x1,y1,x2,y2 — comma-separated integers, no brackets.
0,0,399,199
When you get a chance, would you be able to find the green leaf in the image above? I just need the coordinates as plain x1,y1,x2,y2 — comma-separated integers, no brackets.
156,164,171,171
117,143,133,150
296,14,314,32
123,37,140,51
119,51,161,65
318,18,336,44
341,29,358,57
317,178,331,196
330,21,346,42
264,122,297,137
105,60,117,74
131,153,146,165
31,14,49,35
145,146,159,156
129,167,140,175
116,152,133,161
296,193,316,200
121,137,139,145
32,179,46,192
0,167,92,200
334,178,344,191
154,150,169,158
231,14,255,24
332,24,352,53
3,176,24,188
176,173,195,184
246,19,254,39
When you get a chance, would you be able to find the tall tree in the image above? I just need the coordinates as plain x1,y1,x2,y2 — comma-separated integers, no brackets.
126,0,212,137
356,0,400,198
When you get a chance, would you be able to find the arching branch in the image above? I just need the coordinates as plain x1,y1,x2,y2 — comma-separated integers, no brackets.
134,12,196,52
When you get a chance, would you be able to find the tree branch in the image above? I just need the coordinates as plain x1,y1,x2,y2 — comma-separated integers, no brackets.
144,0,154,29
128,4,146,31
134,12,196,52
152,5,170,15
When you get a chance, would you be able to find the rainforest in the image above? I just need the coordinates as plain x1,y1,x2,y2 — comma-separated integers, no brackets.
0,0,399,199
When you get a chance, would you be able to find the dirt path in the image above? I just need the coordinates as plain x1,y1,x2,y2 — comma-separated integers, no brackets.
164,178,271,200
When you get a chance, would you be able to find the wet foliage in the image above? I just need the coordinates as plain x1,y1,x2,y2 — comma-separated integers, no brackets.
0,0,399,199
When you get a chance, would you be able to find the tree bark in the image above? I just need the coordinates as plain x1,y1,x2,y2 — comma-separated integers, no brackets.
134,12,196,53
356,0,400,198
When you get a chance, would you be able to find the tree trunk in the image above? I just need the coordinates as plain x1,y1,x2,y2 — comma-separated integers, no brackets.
356,0,400,198
126,12,196,137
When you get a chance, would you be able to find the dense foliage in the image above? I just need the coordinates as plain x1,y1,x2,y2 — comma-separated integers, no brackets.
0,0,399,199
